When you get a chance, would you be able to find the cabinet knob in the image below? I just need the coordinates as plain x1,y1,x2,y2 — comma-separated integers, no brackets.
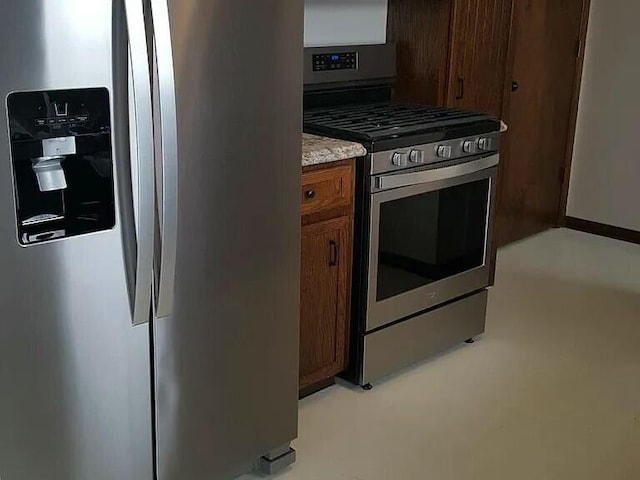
305,189,316,199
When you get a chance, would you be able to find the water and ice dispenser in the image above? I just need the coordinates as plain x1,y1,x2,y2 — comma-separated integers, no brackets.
7,88,116,245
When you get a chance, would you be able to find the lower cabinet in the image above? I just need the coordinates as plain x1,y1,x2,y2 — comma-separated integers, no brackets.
299,161,354,395
299,216,350,390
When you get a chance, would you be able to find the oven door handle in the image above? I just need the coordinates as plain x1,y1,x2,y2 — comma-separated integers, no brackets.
376,154,499,191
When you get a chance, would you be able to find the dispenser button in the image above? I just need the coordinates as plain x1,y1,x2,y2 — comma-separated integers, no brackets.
42,136,77,156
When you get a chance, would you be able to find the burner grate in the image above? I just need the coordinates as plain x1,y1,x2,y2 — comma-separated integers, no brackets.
304,102,490,141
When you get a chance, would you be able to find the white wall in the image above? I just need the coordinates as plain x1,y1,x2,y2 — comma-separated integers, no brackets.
304,0,388,47
567,0,640,231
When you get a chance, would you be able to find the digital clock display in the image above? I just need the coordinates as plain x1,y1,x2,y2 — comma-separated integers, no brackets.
312,52,357,72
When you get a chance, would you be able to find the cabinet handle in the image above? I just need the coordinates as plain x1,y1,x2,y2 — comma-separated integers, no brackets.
456,77,464,100
329,240,338,267
305,189,316,200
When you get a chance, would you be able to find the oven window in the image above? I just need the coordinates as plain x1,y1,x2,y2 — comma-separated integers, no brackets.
376,179,490,301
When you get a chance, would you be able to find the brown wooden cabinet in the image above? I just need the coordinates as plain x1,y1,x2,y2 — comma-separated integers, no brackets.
388,0,513,113
299,216,350,390
446,0,513,117
299,161,354,395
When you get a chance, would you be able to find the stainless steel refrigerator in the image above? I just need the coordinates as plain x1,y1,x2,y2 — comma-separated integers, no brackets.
0,1,302,479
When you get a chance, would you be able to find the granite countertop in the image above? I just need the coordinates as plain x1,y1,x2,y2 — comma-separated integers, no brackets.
302,133,367,167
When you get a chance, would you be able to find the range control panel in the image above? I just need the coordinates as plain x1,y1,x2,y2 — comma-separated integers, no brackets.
312,52,357,72
370,132,502,175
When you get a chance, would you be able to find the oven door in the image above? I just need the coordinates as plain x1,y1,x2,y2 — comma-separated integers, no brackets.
366,154,498,332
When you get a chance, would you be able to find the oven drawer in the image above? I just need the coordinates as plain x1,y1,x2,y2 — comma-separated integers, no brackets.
301,164,353,216
361,290,488,385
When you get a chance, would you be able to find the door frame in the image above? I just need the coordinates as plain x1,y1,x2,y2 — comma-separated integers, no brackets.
557,0,592,225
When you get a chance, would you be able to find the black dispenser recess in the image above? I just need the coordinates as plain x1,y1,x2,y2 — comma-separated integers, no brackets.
6,88,116,246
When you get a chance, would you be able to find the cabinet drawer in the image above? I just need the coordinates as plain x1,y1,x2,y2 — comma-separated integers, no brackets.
301,165,353,216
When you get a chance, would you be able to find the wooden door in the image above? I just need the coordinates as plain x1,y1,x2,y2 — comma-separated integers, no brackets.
447,0,514,116
299,216,350,390
496,0,586,245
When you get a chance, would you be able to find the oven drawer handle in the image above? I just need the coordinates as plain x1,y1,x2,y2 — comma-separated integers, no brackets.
377,154,499,191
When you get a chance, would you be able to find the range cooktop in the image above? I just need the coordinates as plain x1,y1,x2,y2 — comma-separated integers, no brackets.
304,102,500,152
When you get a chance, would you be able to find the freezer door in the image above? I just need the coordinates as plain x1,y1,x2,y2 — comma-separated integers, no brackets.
150,0,303,478
0,2,153,479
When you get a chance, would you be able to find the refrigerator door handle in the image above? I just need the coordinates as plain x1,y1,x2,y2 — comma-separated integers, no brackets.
124,0,155,326
150,0,179,318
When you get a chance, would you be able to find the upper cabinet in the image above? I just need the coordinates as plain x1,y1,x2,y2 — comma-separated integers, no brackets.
447,0,513,116
388,0,513,116
387,0,454,105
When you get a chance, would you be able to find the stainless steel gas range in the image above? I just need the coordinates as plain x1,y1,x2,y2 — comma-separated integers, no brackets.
304,44,501,387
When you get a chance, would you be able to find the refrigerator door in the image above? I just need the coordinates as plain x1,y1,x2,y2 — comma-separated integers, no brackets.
0,2,154,479
150,0,303,478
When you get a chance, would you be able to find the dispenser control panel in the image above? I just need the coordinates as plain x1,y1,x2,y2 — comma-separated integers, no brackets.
6,88,116,246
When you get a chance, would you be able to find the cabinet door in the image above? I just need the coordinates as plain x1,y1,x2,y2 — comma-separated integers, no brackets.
448,0,514,116
299,216,351,389
497,0,586,245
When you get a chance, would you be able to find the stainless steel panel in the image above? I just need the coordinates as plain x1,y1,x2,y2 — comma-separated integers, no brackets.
366,166,498,331
370,132,501,175
374,154,499,192
303,44,396,87
0,2,153,480
362,290,488,384
153,1,303,479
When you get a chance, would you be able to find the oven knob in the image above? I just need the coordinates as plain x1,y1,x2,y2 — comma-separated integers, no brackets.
436,145,453,158
391,152,408,167
409,150,424,164
478,137,494,151
463,140,477,154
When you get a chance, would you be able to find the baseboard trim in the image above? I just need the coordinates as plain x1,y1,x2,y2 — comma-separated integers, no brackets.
565,217,640,245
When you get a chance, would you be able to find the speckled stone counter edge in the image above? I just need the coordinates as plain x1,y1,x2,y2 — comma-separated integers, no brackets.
302,133,367,167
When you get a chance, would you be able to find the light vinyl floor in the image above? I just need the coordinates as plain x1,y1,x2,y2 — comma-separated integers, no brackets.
242,228,640,480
